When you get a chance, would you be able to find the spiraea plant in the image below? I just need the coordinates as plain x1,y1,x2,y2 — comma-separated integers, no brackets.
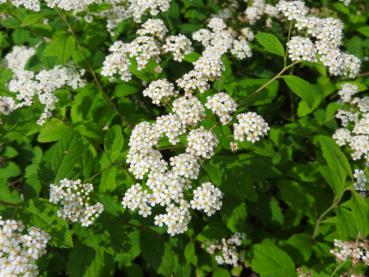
0,0,369,276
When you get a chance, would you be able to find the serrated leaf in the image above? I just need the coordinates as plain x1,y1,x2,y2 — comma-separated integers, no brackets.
67,243,112,277
23,199,73,248
251,240,296,277
43,32,76,64
38,119,72,143
40,131,83,183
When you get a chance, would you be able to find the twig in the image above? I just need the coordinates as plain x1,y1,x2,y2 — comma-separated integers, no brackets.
55,9,125,121
312,188,351,239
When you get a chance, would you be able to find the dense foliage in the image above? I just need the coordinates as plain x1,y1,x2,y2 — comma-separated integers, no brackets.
1,0,369,276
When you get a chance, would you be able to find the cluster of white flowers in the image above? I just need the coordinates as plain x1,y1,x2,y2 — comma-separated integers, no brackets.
190,182,222,216
339,0,351,6
0,217,50,276
128,0,171,23
205,92,238,124
287,36,317,63
163,35,193,62
234,112,270,143
142,79,177,105
203,233,246,267
172,96,205,126
333,84,369,161
123,115,221,235
277,0,361,78
0,0,40,11
6,64,85,125
44,0,98,11
1,46,86,125
119,18,268,236
353,169,368,196
331,239,369,265
244,0,279,24
49,179,104,227
102,19,193,81
3,45,36,75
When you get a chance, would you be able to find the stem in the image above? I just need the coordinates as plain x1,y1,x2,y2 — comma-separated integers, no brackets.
357,71,369,77
329,261,350,277
243,62,298,103
312,188,350,239
55,9,125,121
284,22,293,68
0,200,21,207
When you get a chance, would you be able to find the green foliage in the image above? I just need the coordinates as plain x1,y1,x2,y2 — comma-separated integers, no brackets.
1,0,369,276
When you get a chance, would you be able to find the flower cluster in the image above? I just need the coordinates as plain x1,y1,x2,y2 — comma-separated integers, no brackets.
3,45,36,75
331,239,369,265
2,46,86,125
205,92,238,124
333,84,369,161
6,64,85,125
234,112,270,143
0,217,50,276
117,18,267,236
103,19,192,81
49,179,104,227
287,36,317,63
203,233,246,267
353,169,368,196
0,0,40,11
244,0,279,24
277,0,361,78
142,79,177,105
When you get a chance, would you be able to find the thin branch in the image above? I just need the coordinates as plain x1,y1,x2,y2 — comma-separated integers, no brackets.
55,9,125,121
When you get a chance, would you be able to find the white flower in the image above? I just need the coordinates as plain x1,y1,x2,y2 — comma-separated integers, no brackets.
186,127,218,159
0,217,50,277
143,79,177,105
190,182,222,216
49,179,104,227
172,96,205,126
338,83,359,103
163,35,193,62
203,233,246,267
170,154,200,180
4,46,35,74
234,112,270,143
137,19,168,39
287,36,316,62
155,114,186,144
205,92,237,124
231,39,252,60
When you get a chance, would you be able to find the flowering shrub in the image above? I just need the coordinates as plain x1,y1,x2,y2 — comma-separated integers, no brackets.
1,0,369,276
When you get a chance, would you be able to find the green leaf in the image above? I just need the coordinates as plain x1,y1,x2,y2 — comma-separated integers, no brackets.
256,32,285,57
38,119,72,143
23,199,73,248
336,207,357,239
283,76,316,109
350,192,369,237
316,136,352,195
21,13,45,27
285,233,312,262
43,32,76,64
99,166,118,192
358,26,369,37
104,125,124,161
67,242,112,277
40,131,83,183
251,240,297,277
184,243,198,266
213,268,231,277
